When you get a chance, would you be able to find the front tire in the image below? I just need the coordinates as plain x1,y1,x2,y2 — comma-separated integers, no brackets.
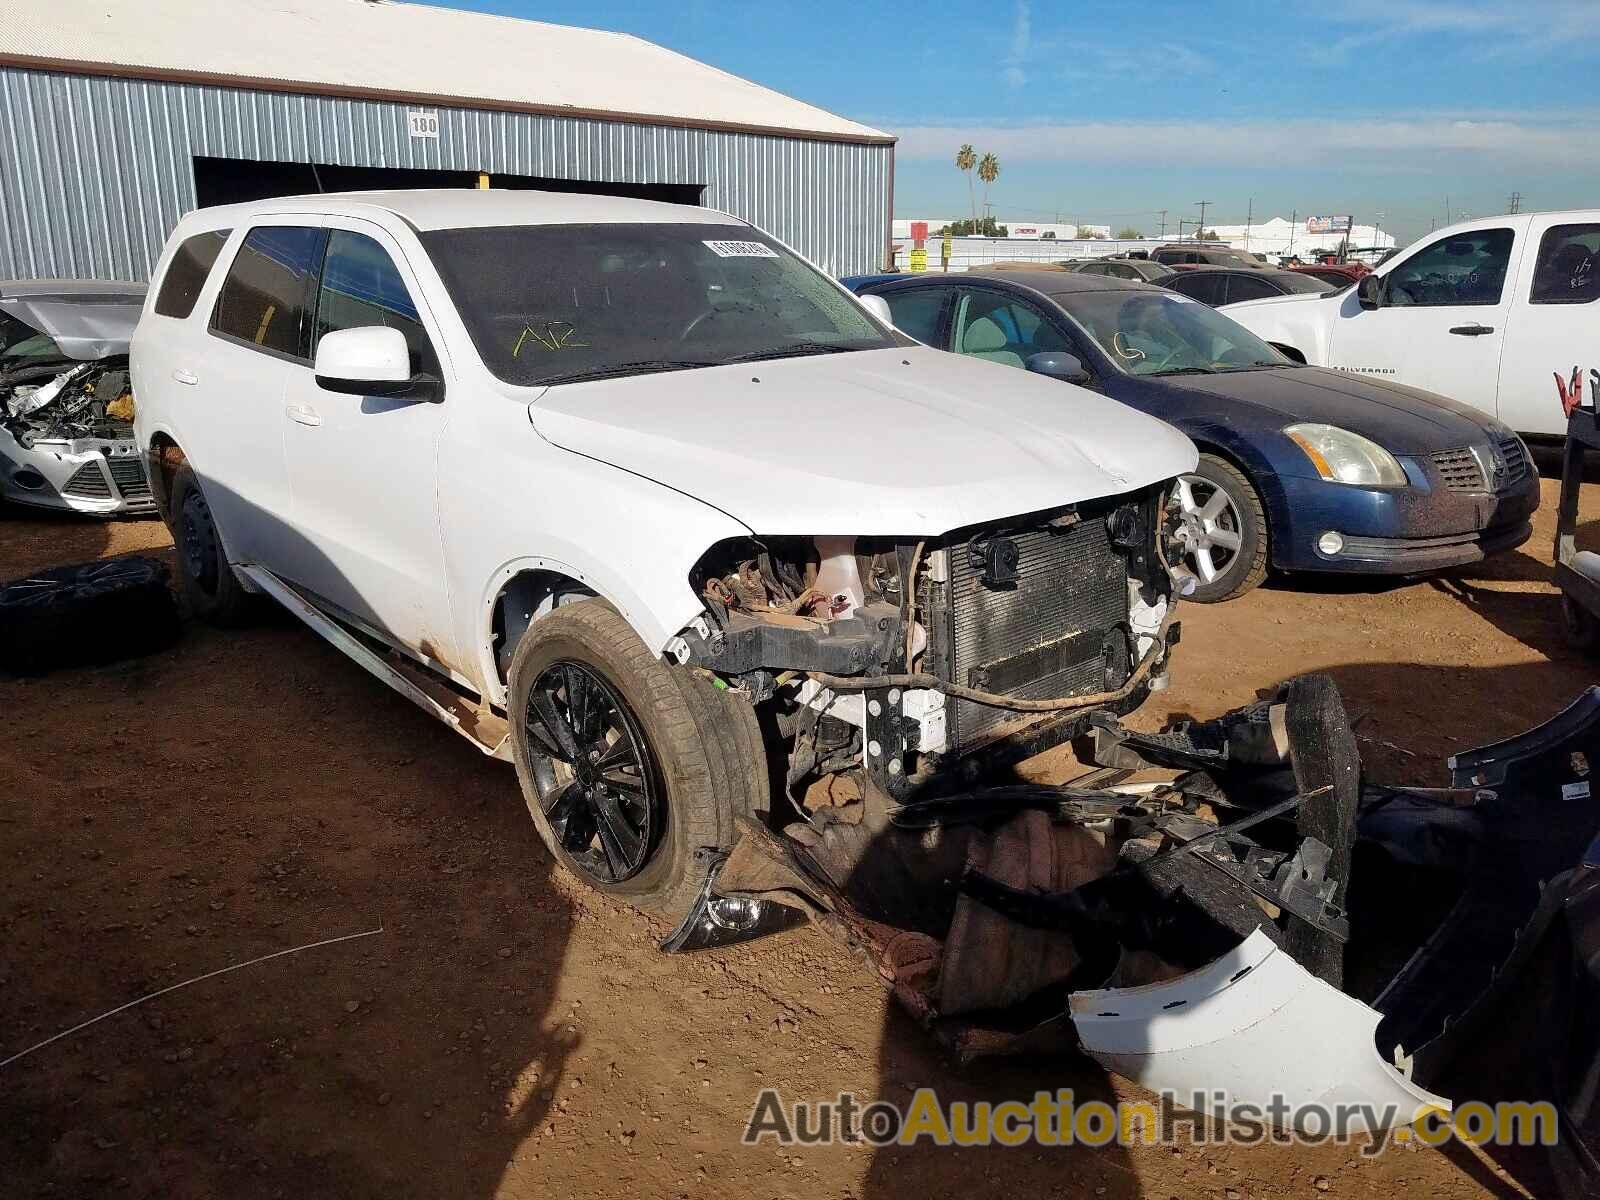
1165,453,1268,603
507,600,767,915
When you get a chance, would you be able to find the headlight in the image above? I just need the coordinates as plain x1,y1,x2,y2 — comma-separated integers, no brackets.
1284,423,1407,487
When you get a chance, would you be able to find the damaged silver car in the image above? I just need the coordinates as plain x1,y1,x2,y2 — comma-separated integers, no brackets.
0,280,153,516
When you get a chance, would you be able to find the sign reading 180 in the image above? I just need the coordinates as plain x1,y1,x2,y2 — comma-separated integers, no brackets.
407,110,441,140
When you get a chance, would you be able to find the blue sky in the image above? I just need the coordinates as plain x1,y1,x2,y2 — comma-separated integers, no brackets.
435,0,1596,244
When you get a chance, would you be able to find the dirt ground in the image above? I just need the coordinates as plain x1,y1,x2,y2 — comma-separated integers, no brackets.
3,454,1596,1200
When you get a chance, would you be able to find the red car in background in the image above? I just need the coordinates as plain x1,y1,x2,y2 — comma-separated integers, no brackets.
1289,261,1370,288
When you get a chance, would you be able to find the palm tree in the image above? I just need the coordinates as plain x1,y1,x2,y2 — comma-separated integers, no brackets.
956,144,977,232
978,153,1000,229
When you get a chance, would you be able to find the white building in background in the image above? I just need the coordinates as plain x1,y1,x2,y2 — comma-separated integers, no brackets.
1202,216,1396,258
892,218,1110,241
893,215,1396,258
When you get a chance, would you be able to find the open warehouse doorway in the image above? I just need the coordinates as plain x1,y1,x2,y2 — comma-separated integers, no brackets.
192,157,705,209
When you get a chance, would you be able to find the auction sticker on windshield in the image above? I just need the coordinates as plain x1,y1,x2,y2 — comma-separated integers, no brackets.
703,240,780,258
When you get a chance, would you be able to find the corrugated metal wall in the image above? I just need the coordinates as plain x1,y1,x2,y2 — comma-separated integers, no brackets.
0,67,891,281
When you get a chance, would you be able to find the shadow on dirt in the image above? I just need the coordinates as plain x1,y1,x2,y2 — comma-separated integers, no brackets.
0,494,579,1198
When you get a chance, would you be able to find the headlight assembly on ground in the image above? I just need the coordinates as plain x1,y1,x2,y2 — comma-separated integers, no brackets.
1285,422,1407,487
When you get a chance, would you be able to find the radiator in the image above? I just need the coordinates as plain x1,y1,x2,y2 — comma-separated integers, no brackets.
927,503,1132,753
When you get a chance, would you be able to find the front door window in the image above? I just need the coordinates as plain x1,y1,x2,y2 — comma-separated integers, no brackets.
1385,228,1514,307
951,290,1071,368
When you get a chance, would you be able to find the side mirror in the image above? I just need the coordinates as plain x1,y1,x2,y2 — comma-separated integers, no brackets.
858,293,895,328
1356,275,1383,310
1026,351,1090,383
314,326,441,401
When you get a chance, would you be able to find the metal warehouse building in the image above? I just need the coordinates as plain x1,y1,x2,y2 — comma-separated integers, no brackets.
0,0,894,282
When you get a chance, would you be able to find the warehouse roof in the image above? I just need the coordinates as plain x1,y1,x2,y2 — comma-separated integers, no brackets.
180,188,743,232
1,0,892,144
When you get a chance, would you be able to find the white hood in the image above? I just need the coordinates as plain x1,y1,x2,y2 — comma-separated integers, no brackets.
527,346,1196,535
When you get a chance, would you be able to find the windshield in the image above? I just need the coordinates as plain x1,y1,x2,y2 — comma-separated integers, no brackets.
1057,290,1289,376
0,311,66,372
419,222,896,386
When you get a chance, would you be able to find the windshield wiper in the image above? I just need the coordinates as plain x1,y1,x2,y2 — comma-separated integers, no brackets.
1148,366,1216,376
536,359,718,386
723,342,857,364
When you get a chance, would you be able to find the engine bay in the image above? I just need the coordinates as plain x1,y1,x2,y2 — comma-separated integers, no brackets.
672,484,1180,806
1,358,135,447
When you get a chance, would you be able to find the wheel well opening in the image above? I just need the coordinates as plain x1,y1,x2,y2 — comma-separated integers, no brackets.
1269,341,1307,364
148,436,186,522
491,569,598,686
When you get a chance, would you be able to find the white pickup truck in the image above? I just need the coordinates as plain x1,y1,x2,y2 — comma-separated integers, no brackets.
1226,211,1599,437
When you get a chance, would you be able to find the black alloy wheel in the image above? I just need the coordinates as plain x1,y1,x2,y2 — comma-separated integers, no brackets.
521,660,663,885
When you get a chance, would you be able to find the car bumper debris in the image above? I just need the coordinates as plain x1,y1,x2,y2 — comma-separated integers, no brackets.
666,676,1600,1151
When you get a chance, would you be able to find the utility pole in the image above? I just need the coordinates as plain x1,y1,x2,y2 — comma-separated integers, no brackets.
1157,209,1167,239
1288,209,1297,258
1244,198,1252,252
1196,200,1211,241
1445,195,1451,225
1508,191,1522,214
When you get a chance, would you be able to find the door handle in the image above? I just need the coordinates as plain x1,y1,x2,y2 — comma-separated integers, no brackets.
285,403,323,428
1448,323,1495,336
171,368,198,385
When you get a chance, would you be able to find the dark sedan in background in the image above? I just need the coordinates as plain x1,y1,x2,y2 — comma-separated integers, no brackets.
1072,257,1176,283
1163,267,1335,307
844,271,1538,601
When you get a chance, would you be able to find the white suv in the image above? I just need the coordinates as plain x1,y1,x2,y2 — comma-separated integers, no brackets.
132,190,1194,914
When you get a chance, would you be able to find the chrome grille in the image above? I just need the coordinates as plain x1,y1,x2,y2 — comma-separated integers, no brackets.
940,510,1130,751
1496,435,1528,487
1431,447,1485,492
106,456,150,498
1431,439,1530,494
61,462,112,498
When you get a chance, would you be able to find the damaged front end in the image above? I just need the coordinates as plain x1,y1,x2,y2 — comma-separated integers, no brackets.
667,481,1181,805
0,286,152,516
664,670,1600,1162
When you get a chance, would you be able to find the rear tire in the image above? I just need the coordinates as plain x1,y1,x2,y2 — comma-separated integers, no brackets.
507,600,767,915
169,463,255,627
1166,453,1268,603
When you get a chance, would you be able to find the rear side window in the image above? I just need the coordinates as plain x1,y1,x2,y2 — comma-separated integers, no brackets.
1226,275,1278,303
1530,224,1600,305
210,225,327,359
154,230,230,318
313,230,437,375
879,287,949,347
1170,273,1224,306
